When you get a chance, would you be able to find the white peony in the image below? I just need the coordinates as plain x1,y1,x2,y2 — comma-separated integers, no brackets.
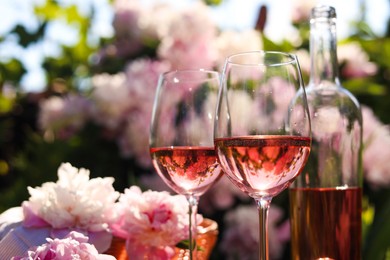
23,163,120,232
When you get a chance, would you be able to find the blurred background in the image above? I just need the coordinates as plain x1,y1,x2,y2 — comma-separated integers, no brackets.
0,0,389,259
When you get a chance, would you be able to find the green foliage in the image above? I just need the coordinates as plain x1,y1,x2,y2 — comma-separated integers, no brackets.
0,59,27,87
10,23,47,48
203,0,223,5
363,191,390,259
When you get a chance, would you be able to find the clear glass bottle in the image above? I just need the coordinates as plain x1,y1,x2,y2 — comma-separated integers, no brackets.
289,5,363,260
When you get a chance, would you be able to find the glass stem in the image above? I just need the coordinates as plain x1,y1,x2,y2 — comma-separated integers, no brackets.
256,197,272,260
187,195,199,260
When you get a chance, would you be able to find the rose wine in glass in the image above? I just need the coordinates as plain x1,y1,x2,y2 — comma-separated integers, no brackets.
150,70,223,259
214,51,311,260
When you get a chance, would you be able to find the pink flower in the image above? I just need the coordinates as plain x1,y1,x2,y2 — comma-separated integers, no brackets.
338,42,378,78
117,58,170,167
215,29,263,70
38,94,92,140
12,231,115,260
110,186,199,258
111,0,174,58
291,0,316,24
220,205,290,260
362,106,390,188
22,163,119,232
157,2,217,70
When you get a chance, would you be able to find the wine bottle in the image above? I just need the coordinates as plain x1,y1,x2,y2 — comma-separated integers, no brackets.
289,5,363,260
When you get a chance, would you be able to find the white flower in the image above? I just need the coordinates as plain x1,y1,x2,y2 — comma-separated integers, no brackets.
23,163,120,232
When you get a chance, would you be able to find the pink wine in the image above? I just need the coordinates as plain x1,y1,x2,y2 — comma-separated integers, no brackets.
150,146,222,196
214,136,310,197
289,187,362,260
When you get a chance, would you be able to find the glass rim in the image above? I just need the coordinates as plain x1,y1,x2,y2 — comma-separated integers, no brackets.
226,50,298,67
160,69,220,81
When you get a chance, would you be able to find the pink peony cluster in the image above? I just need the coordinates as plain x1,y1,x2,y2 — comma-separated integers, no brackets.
37,0,263,168
110,186,198,259
11,231,115,260
22,163,119,232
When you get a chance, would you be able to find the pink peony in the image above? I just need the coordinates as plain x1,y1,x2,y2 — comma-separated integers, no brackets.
157,2,217,70
11,231,115,260
110,186,200,258
362,105,390,188
215,29,263,70
338,42,378,78
116,58,170,167
111,0,174,58
38,94,92,140
22,163,119,232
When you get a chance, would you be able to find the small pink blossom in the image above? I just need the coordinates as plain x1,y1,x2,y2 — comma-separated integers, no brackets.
110,186,199,258
11,231,115,260
22,163,119,232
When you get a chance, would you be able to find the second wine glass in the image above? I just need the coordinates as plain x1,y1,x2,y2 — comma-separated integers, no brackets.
150,69,223,259
214,51,311,260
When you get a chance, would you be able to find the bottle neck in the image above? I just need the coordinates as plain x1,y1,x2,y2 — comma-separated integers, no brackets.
309,17,340,86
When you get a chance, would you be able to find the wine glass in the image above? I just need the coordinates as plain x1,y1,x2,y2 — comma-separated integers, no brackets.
149,69,223,259
214,51,311,260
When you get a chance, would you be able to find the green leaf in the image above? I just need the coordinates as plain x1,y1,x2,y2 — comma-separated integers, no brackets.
10,23,47,47
343,78,386,96
363,194,390,259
